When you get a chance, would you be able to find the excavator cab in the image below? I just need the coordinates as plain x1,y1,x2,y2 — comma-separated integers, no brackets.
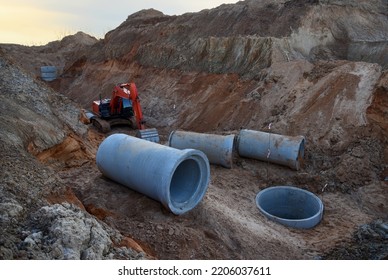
121,98,133,117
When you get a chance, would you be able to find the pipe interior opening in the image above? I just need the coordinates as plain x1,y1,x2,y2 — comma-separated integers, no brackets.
170,159,201,205
258,188,321,220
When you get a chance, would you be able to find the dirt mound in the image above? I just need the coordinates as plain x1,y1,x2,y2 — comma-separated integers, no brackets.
0,0,387,259
0,32,98,82
0,53,148,259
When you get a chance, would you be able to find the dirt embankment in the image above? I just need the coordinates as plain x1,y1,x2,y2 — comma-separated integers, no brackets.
1,0,387,259
0,52,149,259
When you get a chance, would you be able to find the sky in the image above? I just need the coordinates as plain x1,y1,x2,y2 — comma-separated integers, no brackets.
0,0,240,46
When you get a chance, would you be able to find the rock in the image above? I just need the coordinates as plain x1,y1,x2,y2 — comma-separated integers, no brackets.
0,200,24,222
18,203,148,260
377,223,388,235
156,225,164,230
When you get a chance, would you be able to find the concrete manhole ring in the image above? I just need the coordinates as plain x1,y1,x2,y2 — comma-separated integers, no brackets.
256,186,324,229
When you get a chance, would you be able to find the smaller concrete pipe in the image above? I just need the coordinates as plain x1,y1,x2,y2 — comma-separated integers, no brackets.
40,66,57,81
168,130,235,168
236,129,305,170
96,134,210,214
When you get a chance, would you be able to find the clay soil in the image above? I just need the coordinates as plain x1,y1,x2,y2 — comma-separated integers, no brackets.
6,56,386,260
41,72,387,259
44,122,385,260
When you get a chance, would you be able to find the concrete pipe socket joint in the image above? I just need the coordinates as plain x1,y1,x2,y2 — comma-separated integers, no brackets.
96,134,210,215
236,129,305,170
168,130,235,169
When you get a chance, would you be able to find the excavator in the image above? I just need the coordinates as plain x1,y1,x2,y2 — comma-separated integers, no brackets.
90,82,159,142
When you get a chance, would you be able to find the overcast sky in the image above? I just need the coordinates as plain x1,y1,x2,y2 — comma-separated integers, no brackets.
0,0,240,45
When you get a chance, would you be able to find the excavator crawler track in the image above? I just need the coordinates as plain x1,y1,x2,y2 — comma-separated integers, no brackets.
91,117,111,133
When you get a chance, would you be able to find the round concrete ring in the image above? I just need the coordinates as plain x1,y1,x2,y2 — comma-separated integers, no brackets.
256,186,324,229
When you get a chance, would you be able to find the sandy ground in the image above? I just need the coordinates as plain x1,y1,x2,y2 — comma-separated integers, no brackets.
46,125,386,260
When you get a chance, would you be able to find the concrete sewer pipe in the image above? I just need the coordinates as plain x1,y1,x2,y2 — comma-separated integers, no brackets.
236,129,305,170
168,130,235,169
96,134,210,215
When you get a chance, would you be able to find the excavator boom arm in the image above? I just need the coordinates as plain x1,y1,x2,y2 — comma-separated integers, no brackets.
110,83,145,130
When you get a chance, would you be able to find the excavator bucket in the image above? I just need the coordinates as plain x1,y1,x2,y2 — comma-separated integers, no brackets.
136,128,160,143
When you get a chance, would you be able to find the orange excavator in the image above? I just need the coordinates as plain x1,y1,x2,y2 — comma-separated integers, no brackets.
90,82,159,142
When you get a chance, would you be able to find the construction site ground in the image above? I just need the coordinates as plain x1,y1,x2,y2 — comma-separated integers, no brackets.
0,0,387,260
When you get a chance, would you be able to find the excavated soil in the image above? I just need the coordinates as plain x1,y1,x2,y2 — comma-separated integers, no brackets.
32,58,388,259
1,0,387,260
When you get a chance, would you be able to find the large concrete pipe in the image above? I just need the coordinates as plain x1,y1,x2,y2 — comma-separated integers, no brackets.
96,134,210,215
168,130,235,168
236,129,305,170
